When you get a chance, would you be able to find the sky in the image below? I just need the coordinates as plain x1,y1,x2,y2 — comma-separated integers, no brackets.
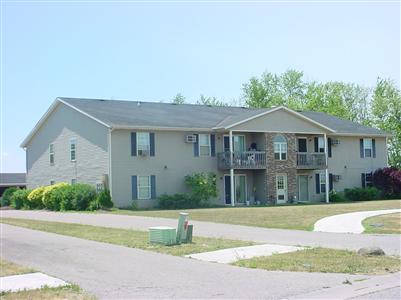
1,0,400,173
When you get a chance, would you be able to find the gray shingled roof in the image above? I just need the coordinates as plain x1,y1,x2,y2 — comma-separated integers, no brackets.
59,97,388,135
0,173,26,186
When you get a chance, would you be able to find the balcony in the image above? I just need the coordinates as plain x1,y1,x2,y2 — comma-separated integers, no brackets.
296,153,326,169
218,151,266,170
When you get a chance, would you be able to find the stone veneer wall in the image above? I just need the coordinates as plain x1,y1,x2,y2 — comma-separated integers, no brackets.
265,133,297,204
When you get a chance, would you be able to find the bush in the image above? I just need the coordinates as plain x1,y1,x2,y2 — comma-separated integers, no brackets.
1,187,19,207
329,190,346,203
42,183,69,210
344,187,380,201
70,184,97,210
10,189,32,209
96,188,113,209
158,193,198,209
373,167,401,199
184,172,218,207
27,186,46,209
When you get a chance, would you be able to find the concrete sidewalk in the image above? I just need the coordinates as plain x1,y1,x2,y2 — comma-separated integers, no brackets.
1,224,370,299
0,272,67,293
2,210,400,255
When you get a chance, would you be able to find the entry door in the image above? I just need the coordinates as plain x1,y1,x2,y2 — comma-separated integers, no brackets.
298,175,309,202
224,175,247,205
276,174,288,204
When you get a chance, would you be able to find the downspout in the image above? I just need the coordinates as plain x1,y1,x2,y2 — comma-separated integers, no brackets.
324,133,329,203
229,130,235,207
108,128,113,196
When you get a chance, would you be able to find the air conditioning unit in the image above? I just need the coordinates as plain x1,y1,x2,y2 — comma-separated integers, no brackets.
185,135,197,143
331,139,340,145
333,175,341,182
138,149,149,156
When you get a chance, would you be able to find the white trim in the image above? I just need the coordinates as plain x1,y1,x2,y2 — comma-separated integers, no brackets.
113,125,212,132
275,173,288,203
217,106,336,132
137,175,151,200
330,132,392,137
136,132,150,155
198,133,211,157
224,129,329,135
20,98,111,148
324,133,329,203
108,128,113,195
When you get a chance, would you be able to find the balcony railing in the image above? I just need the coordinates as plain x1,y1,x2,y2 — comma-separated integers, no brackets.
218,151,266,170
296,152,326,169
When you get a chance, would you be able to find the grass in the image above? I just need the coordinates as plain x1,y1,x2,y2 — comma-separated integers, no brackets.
363,213,401,234
1,218,254,256
0,284,94,300
0,260,35,277
233,247,401,275
108,199,401,231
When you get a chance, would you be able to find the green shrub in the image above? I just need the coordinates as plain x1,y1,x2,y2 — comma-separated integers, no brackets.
27,186,46,208
184,172,217,207
59,185,75,211
344,187,380,201
70,184,97,210
1,187,19,207
42,183,69,210
158,193,197,209
329,190,346,203
96,188,113,209
10,189,32,209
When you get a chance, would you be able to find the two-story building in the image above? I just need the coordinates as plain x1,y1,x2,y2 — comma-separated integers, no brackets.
21,97,390,208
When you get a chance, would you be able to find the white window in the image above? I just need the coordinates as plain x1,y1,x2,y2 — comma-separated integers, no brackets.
318,137,325,153
363,138,372,158
273,135,287,160
96,183,104,192
49,143,54,164
199,134,211,156
320,172,326,193
137,176,151,199
137,132,150,154
71,179,77,185
70,139,77,161
50,180,55,185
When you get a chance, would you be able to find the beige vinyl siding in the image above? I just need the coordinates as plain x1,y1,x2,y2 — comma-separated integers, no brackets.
26,103,109,189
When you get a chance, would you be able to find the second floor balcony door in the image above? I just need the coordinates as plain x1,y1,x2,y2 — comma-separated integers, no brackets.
224,135,245,152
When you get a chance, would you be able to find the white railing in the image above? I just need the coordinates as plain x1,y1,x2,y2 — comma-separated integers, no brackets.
296,153,326,169
218,151,266,169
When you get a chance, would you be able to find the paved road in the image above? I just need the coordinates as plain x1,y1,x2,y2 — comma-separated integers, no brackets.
2,210,400,255
1,224,372,299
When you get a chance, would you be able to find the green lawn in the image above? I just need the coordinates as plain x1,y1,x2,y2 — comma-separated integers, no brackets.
363,213,401,234
1,218,254,256
233,247,401,275
108,199,401,231
0,260,35,277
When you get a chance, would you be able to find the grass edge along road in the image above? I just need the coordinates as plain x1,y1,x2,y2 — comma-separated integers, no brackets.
363,213,401,234
108,199,401,231
1,218,254,257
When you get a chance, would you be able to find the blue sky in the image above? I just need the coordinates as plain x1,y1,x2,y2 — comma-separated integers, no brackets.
1,1,400,172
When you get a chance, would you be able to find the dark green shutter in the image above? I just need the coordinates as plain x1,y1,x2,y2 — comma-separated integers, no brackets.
315,173,320,194
360,139,364,158
361,173,366,188
329,173,333,191
328,138,332,158
150,175,156,199
211,134,216,157
131,132,137,156
193,134,199,156
150,133,155,156
372,139,376,158
314,137,318,152
131,176,138,199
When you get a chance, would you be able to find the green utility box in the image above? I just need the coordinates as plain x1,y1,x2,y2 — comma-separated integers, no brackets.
149,226,176,245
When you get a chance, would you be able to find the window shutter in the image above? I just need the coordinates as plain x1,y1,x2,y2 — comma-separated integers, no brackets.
329,173,333,191
211,134,216,157
150,175,156,199
361,173,366,188
314,137,318,153
223,136,230,152
131,132,137,156
328,138,332,158
131,176,138,199
372,139,376,158
150,133,155,156
193,134,199,156
360,139,364,158
315,173,320,194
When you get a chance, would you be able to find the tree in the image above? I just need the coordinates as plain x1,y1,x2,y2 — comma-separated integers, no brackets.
370,78,401,168
172,93,186,104
196,94,227,106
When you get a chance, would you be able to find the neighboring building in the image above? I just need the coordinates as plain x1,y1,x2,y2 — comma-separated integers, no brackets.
21,97,390,208
0,173,26,196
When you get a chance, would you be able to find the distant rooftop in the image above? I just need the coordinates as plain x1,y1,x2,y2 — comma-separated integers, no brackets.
0,173,26,186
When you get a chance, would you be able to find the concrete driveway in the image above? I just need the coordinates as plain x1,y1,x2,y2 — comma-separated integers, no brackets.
2,210,401,255
1,223,380,299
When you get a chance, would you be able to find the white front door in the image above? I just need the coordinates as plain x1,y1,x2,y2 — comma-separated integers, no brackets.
276,174,288,204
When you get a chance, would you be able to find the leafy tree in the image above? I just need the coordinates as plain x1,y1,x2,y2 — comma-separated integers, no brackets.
184,172,218,207
172,93,186,104
197,94,227,106
370,78,401,168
